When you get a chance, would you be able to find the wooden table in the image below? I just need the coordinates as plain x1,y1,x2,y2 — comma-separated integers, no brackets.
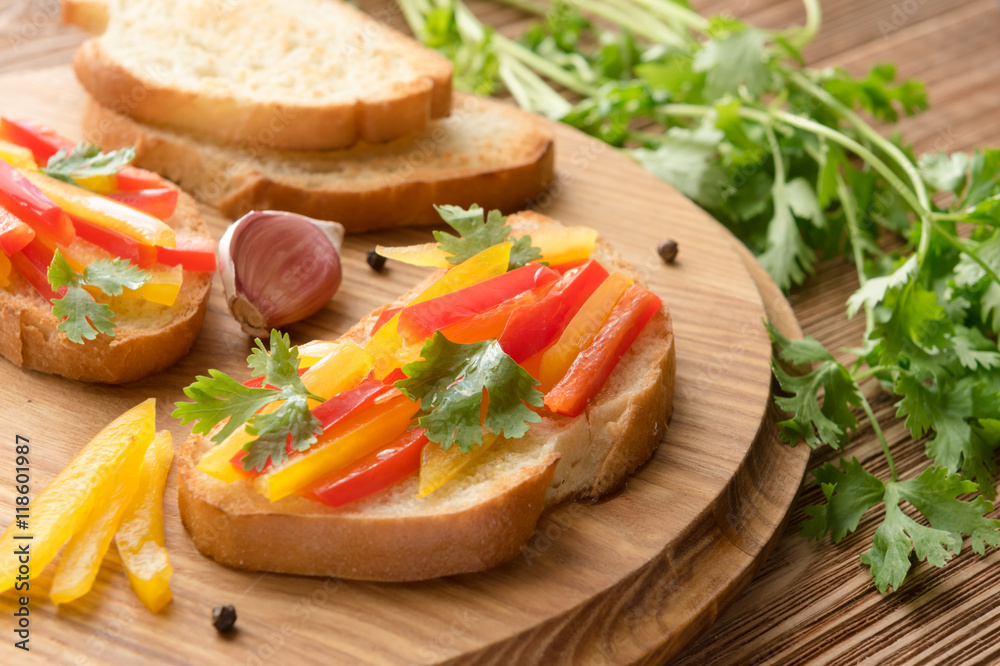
2,0,999,663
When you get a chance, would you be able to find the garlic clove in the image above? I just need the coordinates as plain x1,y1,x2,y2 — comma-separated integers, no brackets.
218,210,344,338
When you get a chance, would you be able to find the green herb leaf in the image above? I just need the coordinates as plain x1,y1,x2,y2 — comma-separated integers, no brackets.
433,204,542,270
802,458,885,543
395,332,543,452
41,143,136,185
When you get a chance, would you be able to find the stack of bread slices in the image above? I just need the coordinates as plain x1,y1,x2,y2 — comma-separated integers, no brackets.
63,0,555,231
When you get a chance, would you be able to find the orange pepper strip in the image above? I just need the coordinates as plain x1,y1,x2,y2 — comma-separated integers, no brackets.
536,272,633,393
196,343,373,483
255,395,420,501
0,251,10,288
116,430,174,613
22,170,176,247
0,399,156,592
418,433,500,497
367,242,512,379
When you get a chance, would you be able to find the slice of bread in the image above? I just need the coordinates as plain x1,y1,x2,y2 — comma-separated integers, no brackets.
0,189,213,384
82,94,556,232
177,212,675,581
67,0,453,151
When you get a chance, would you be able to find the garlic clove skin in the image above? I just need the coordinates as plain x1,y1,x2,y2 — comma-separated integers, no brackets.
218,210,344,338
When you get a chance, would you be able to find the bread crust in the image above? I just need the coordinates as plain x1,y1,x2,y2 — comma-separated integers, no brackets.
0,189,213,384
176,213,674,580
81,96,555,232
70,8,453,151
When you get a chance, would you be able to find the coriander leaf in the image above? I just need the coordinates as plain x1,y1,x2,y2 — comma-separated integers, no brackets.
784,177,825,229
81,258,150,296
894,373,972,474
874,281,951,365
46,250,76,289
433,204,542,270
247,331,314,394
42,143,136,185
801,458,885,542
845,255,917,318
172,370,277,444
243,393,319,470
396,332,543,452
960,148,1000,209
918,151,969,194
952,326,1000,371
630,123,729,210
771,357,862,449
765,320,834,365
757,182,817,291
692,28,773,99
51,283,115,343
896,467,1000,555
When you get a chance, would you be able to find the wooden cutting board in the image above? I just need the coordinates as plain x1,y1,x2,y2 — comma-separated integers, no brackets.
0,67,809,665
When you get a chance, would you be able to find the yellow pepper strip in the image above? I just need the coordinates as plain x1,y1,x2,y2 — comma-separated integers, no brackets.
72,173,116,194
512,226,598,267
116,430,174,613
0,399,155,592
50,447,144,605
21,170,176,248
197,343,373,482
0,251,10,288
0,140,35,169
119,264,182,306
375,242,450,268
536,272,632,393
418,433,500,498
367,242,512,379
255,396,420,501
296,340,342,368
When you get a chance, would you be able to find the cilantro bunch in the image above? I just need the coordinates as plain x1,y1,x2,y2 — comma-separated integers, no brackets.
399,0,1000,591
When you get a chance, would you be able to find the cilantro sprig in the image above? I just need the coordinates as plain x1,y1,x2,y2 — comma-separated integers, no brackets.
41,143,136,186
47,249,151,344
433,204,542,270
395,331,543,452
172,331,323,472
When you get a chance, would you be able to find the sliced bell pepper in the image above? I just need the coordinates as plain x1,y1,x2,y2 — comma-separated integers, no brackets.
511,226,598,267
116,430,174,613
0,140,36,169
296,340,341,368
0,206,35,255
371,307,401,336
254,395,420,501
106,188,178,221
50,444,144,605
544,285,662,417
367,242,512,378
72,214,158,268
376,242,449,268
498,260,609,363
0,118,73,165
437,285,551,345
48,235,113,273
154,235,216,271
304,428,428,507
418,432,500,498
397,264,559,345
10,237,61,301
0,399,156,593
73,173,117,194
115,166,164,192
197,342,373,482
536,272,633,392
0,161,75,247
115,264,182,307
22,170,175,248
0,251,10,288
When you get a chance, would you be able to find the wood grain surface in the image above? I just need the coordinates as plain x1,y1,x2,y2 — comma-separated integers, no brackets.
0,64,807,663
2,0,999,663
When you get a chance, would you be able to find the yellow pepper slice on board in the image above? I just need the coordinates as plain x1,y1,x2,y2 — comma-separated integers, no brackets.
536,272,632,393
0,251,10,288
375,242,450,268
512,226,598,267
367,242,512,379
418,433,500,498
0,399,155,592
0,140,35,169
21,170,176,247
197,342,373,482
116,430,174,613
50,442,145,605
255,395,420,501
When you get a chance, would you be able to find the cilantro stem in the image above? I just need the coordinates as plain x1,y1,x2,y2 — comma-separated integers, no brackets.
784,0,822,50
837,174,877,340
578,0,687,48
764,122,787,207
858,391,897,482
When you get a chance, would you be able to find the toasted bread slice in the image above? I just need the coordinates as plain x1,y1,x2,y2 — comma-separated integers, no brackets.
82,94,556,232
0,189,213,384
67,0,453,151
177,212,675,581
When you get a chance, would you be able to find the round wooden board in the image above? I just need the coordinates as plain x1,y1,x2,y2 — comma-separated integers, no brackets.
0,68,809,665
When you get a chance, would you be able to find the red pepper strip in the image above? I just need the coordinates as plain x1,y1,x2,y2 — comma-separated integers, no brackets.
106,188,178,221
115,167,164,192
231,372,403,477
397,264,560,345
0,161,75,247
155,235,216,272
371,306,401,336
438,281,555,345
10,238,62,301
543,285,662,417
0,206,35,255
71,214,157,268
303,428,428,507
548,258,589,275
498,260,609,363
0,118,73,165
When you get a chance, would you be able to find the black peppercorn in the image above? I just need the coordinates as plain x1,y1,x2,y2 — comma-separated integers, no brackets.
367,248,387,271
657,239,678,264
212,604,237,633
